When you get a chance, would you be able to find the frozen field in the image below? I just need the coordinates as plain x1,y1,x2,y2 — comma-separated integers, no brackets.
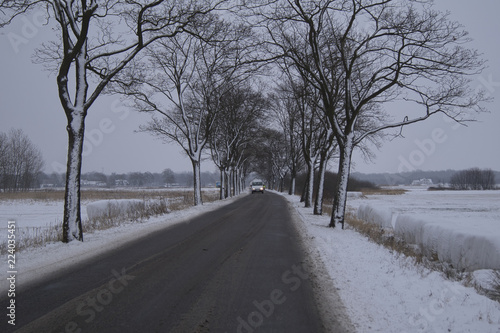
0,199,68,244
348,187,500,271
347,187,500,224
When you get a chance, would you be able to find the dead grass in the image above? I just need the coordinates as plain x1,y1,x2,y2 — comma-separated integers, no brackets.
0,188,220,202
360,188,407,196
0,190,64,201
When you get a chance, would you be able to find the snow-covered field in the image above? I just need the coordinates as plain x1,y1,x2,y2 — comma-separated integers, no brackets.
0,199,66,230
1,188,499,332
347,187,500,227
349,188,500,271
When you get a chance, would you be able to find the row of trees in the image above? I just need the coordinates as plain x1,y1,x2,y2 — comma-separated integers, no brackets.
1,0,236,242
0,129,44,191
83,169,218,188
244,0,487,228
40,169,220,188
1,0,487,241
450,168,496,190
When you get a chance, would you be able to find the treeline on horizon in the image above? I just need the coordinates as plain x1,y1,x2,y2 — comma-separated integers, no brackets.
352,169,500,186
38,169,220,189
15,167,500,191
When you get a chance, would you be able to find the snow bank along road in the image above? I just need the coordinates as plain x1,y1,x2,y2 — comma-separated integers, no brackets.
2,192,352,332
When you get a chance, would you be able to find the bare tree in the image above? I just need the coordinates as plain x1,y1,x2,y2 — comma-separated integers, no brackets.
254,0,487,228
0,132,8,190
210,84,267,199
450,168,496,190
255,128,289,191
292,76,330,208
313,132,337,215
271,84,305,196
162,168,176,187
1,0,227,241
113,15,253,205
0,129,44,191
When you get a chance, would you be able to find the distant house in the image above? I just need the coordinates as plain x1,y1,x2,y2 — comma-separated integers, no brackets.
411,178,433,186
81,180,107,187
115,179,129,186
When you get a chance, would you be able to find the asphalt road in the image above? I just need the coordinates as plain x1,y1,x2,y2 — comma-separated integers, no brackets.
4,192,347,332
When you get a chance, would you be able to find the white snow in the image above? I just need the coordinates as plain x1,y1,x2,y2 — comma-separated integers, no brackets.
353,188,500,271
357,204,394,230
281,191,500,332
1,189,499,332
0,200,67,244
86,199,145,220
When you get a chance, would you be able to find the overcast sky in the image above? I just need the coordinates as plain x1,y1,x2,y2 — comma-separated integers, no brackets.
0,0,499,175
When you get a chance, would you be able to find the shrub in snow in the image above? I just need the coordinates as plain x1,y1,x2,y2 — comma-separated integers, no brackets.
86,199,170,225
87,199,145,221
357,204,394,230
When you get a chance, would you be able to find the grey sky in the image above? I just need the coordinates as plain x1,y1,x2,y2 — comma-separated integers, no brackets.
0,0,499,175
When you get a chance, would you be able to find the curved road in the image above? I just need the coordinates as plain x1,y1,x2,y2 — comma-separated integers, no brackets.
4,192,347,332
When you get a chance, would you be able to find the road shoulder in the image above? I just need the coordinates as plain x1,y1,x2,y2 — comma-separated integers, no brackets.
282,193,356,333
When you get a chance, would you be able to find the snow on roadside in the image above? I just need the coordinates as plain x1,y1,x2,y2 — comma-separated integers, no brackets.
0,194,245,294
281,192,500,333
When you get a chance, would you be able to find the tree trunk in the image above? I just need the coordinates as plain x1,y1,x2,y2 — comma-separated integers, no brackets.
289,163,296,195
219,168,225,200
314,150,328,215
235,168,241,195
238,168,243,194
304,160,314,208
232,168,237,196
289,177,296,195
62,113,85,242
329,135,354,229
300,175,308,202
192,159,202,206
224,169,230,198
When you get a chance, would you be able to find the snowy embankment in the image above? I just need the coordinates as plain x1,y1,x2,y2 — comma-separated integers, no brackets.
354,189,500,271
281,192,500,332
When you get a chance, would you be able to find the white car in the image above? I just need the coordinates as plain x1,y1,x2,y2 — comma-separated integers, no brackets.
250,181,265,194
